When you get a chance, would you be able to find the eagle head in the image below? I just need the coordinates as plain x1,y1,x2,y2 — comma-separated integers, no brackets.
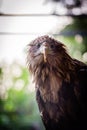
27,35,75,84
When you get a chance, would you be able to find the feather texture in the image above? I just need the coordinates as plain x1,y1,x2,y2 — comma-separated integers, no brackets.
27,35,87,130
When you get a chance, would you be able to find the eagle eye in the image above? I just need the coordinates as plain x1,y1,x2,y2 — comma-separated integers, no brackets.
50,44,55,49
37,43,41,48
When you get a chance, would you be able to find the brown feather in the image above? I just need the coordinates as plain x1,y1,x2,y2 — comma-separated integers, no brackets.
27,35,87,130
27,36,77,102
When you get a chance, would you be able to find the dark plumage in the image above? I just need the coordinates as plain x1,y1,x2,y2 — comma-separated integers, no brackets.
27,35,87,130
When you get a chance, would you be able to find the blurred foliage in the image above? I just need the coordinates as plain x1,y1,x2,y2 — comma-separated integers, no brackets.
0,62,45,130
56,17,87,63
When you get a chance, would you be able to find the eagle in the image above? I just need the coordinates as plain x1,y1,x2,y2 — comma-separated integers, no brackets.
27,35,87,130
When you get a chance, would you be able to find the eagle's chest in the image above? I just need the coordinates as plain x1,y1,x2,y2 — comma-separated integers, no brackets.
38,71,62,103
36,67,63,119
37,77,78,120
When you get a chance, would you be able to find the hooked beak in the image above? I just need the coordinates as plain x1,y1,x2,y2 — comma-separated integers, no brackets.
40,42,49,62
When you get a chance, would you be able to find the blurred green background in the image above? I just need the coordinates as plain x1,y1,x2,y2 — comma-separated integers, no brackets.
0,0,87,130
0,61,45,130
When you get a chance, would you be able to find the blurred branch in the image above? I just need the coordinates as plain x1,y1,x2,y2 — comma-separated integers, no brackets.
0,13,87,17
0,31,87,36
